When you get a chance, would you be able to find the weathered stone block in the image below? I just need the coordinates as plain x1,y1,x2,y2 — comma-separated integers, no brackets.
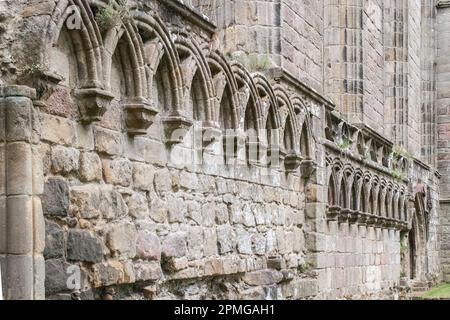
51,145,79,175
106,223,137,258
67,229,103,263
45,259,73,294
134,262,163,282
40,113,76,146
79,152,102,182
42,177,69,217
6,142,32,196
44,220,65,259
136,230,161,261
149,197,167,223
103,158,133,187
167,196,186,223
217,225,235,254
70,185,101,219
92,261,123,288
242,269,283,286
161,233,187,259
133,162,155,191
93,127,123,156
154,168,172,194
7,195,33,254
127,192,149,220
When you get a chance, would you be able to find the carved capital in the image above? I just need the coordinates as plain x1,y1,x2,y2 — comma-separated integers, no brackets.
300,158,317,179
284,151,303,173
75,87,115,123
124,98,159,135
327,206,341,221
162,115,193,145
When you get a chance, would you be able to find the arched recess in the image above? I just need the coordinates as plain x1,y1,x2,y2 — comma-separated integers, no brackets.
371,177,380,215
385,183,394,218
292,96,315,161
174,32,216,127
26,0,115,123
231,62,262,164
328,173,337,207
350,179,358,211
360,184,367,213
392,192,399,220
133,11,191,143
207,51,240,131
99,6,155,135
273,87,304,172
368,188,376,215
253,74,281,165
339,177,347,209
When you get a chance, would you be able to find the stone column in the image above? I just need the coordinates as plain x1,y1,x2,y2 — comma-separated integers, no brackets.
0,85,45,300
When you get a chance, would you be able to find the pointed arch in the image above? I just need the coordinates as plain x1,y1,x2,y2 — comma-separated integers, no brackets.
174,31,216,125
207,51,240,130
328,173,337,206
231,62,262,132
133,11,183,115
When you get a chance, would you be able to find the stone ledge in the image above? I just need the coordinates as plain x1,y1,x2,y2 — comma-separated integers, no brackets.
0,85,36,99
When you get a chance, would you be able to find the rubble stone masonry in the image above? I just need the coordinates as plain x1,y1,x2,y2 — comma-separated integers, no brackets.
0,0,448,300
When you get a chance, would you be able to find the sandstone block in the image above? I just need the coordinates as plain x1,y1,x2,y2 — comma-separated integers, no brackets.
107,223,137,258
94,127,123,156
242,269,283,286
79,152,102,182
133,162,155,191
51,145,79,175
127,192,149,220
217,225,235,254
134,262,163,282
161,233,187,259
136,230,161,261
103,159,133,187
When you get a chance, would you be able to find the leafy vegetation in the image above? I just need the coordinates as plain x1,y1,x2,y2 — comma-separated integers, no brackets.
95,0,130,31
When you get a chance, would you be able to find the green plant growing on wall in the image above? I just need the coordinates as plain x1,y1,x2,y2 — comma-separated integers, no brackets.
20,63,46,77
390,145,411,182
95,0,130,31
400,271,407,278
338,137,350,151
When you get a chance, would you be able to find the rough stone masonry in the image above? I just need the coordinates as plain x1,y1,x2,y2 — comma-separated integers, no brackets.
0,0,449,300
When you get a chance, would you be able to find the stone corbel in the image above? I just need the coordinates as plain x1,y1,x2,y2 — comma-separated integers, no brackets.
124,98,159,135
349,210,360,224
367,214,378,227
339,209,352,223
327,206,341,221
300,158,318,179
267,146,287,170
75,87,115,123
357,212,369,226
162,115,193,145
284,151,303,173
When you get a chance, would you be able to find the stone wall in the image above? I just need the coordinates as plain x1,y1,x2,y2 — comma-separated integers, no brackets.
0,0,444,300
437,0,450,284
